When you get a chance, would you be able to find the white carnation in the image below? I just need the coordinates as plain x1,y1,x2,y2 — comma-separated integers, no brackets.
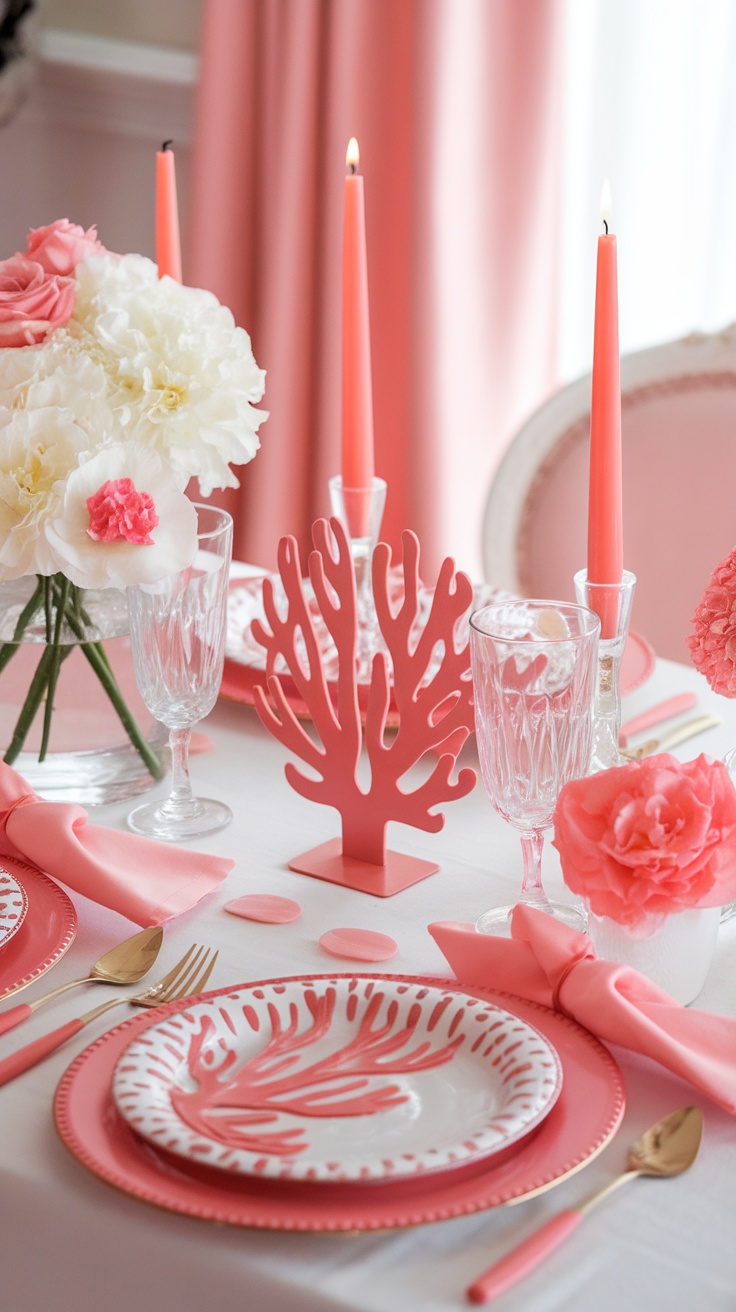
74,253,268,495
0,325,114,441
45,443,199,590
0,406,93,580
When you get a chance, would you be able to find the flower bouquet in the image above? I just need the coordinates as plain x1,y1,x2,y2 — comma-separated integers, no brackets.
552,753,736,1001
0,219,267,787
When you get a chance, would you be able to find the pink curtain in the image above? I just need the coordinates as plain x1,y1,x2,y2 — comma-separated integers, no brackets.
188,0,562,579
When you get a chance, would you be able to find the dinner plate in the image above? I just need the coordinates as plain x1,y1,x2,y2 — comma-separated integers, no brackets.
221,575,655,713
111,977,563,1183
0,857,77,1000
0,867,28,950
54,975,625,1231
620,628,656,695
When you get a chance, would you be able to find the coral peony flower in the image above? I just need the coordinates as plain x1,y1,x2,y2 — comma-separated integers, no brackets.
24,219,107,277
0,255,75,347
44,444,198,589
687,546,736,696
553,753,736,932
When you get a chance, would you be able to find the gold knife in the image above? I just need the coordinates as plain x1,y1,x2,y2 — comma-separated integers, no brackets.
621,713,722,760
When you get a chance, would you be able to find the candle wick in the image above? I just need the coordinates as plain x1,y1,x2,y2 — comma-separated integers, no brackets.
162,139,174,152
603,218,609,235
348,163,357,175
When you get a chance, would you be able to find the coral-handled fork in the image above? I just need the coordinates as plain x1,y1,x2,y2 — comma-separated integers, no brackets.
0,943,218,1086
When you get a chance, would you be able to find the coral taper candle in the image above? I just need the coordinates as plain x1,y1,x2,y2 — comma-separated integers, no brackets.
587,180,622,636
341,137,375,495
156,140,182,282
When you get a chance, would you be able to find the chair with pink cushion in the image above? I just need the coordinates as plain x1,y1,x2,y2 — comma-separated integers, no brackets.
482,325,736,665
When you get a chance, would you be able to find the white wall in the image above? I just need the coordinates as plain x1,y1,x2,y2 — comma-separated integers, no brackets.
0,29,197,264
42,0,202,52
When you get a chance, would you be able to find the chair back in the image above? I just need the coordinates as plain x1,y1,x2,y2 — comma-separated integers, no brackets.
483,326,736,664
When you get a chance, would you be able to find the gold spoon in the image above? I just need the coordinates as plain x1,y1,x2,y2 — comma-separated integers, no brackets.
0,925,164,1036
466,1106,704,1304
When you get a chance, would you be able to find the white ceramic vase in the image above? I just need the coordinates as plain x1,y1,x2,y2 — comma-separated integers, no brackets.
586,905,721,1005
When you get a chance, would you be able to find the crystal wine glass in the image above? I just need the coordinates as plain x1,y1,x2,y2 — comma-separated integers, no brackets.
469,600,601,935
126,504,233,841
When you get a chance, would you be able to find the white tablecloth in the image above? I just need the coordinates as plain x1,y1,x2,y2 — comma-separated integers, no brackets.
1,655,735,1312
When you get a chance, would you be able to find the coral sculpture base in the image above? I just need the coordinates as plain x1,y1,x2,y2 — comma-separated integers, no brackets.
288,839,439,897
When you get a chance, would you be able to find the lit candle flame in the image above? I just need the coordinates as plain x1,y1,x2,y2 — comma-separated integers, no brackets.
346,137,360,174
600,179,613,230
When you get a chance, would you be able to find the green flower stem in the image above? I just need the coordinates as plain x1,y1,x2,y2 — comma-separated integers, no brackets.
2,573,163,781
3,644,59,766
12,578,44,640
43,577,161,778
39,577,71,763
43,577,53,644
0,580,45,677
78,639,164,779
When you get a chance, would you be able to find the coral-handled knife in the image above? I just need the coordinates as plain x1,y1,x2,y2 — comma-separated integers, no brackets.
620,713,722,760
619,692,698,745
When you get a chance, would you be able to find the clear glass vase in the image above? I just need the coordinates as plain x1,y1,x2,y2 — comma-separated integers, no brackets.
0,577,167,805
587,906,721,1005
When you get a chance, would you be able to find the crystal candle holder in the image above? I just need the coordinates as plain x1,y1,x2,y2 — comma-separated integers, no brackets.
329,475,387,681
574,568,636,772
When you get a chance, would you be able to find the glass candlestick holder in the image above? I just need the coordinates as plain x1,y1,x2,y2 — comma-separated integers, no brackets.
329,475,387,681
574,568,636,772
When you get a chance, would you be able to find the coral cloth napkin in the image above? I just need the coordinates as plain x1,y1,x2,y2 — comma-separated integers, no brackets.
0,761,233,926
429,905,736,1114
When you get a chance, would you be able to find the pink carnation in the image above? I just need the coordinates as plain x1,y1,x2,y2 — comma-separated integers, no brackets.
553,753,736,931
24,219,107,277
687,546,736,696
86,479,159,546
0,255,75,347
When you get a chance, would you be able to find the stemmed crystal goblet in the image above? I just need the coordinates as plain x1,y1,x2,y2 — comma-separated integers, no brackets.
469,600,601,935
126,504,233,841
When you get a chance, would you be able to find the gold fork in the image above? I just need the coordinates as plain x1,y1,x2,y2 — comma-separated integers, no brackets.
0,943,218,1087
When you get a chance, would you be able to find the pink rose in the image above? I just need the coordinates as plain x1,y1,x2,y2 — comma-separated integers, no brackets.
552,753,736,930
0,255,75,347
24,219,107,276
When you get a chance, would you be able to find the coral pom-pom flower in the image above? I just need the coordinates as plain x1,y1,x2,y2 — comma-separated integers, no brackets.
687,546,736,697
86,479,159,545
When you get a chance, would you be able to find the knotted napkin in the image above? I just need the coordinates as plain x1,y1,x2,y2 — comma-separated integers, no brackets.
0,760,233,926
429,905,736,1114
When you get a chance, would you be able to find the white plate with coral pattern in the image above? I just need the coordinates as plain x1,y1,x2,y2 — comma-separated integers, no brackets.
111,976,563,1184
0,868,28,950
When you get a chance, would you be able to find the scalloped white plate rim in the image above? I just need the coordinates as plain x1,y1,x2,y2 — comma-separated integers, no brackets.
112,977,563,1184
0,867,28,951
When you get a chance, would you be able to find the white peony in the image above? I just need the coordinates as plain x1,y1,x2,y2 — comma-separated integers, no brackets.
74,254,268,495
44,443,198,589
0,324,114,441
0,406,95,580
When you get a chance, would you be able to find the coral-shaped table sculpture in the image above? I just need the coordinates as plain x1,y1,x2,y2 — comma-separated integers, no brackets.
252,518,476,895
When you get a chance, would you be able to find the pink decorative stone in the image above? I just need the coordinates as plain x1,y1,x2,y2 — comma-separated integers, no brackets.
224,894,302,924
319,927,398,962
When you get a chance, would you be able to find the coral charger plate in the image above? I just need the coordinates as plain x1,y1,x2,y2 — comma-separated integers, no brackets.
0,857,76,999
54,974,625,1231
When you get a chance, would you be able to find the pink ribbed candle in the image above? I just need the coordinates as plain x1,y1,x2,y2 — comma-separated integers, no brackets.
341,137,375,494
587,181,622,637
156,141,183,282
